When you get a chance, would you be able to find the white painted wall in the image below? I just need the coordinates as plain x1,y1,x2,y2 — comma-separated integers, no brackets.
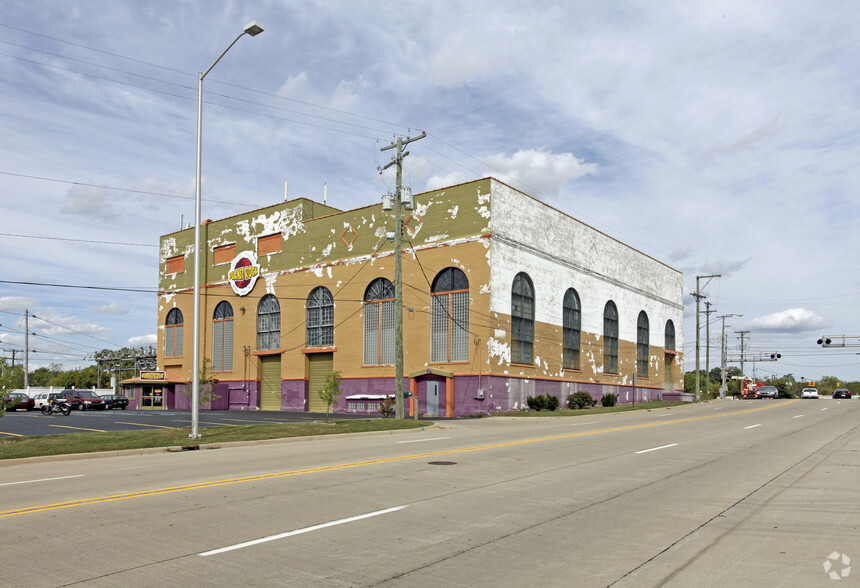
486,180,684,369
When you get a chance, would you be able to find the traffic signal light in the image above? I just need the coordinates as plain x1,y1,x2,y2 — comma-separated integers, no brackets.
770,353,781,359
817,338,832,345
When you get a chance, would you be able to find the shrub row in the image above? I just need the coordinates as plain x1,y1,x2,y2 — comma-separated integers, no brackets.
526,394,561,411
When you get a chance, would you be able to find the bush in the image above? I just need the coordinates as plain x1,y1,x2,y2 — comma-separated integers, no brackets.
378,395,394,418
526,394,560,411
601,392,618,407
567,391,597,409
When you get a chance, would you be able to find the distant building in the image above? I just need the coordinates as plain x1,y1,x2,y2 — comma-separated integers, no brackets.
126,178,684,415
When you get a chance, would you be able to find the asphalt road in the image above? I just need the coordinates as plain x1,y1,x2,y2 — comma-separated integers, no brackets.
1,397,857,587
0,408,373,437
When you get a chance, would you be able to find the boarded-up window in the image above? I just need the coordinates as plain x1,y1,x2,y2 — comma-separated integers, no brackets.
258,233,282,256
166,255,185,275
213,243,236,265
165,308,184,358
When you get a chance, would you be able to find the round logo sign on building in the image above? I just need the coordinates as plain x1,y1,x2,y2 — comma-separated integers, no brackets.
228,251,260,296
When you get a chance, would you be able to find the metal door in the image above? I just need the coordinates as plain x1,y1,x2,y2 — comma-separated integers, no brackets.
426,381,439,417
260,355,281,411
307,353,333,412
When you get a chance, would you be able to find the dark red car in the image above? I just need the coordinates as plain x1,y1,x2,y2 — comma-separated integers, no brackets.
59,389,105,410
4,392,35,411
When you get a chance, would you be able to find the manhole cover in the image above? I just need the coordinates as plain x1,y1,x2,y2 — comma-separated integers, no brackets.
428,461,457,466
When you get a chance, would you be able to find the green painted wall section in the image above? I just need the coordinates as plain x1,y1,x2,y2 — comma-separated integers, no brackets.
159,178,492,292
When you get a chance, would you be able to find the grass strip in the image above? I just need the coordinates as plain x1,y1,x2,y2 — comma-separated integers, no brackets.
0,419,428,461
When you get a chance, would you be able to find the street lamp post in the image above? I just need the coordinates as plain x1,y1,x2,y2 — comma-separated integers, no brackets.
190,21,264,440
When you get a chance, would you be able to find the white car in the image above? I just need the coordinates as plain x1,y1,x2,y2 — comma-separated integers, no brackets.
801,387,819,399
31,392,53,409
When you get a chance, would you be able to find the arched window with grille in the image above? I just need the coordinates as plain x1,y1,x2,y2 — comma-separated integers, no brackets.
165,308,183,358
603,301,618,374
431,267,469,363
665,320,676,352
563,289,581,370
212,301,234,372
363,278,395,365
511,273,535,365
637,311,649,377
307,287,334,347
257,295,281,350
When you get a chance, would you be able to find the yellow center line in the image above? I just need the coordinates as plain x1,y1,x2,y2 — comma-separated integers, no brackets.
0,431,24,437
47,424,107,433
0,400,797,519
115,422,176,430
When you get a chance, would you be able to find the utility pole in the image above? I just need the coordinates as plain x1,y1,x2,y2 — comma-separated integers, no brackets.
704,301,715,399
24,309,29,389
717,313,742,398
692,274,720,401
380,131,426,419
736,330,750,385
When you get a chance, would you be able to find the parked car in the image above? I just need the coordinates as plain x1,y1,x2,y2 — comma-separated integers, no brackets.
59,389,106,410
758,385,778,399
833,388,852,399
4,392,35,411
31,392,53,409
101,394,129,410
801,387,820,399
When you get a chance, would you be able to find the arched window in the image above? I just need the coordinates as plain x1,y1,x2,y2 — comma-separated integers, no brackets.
257,295,281,350
603,301,618,373
212,301,234,372
511,273,535,365
563,289,581,370
637,311,649,377
307,287,334,347
665,320,676,352
431,267,469,363
165,308,183,358
363,278,395,365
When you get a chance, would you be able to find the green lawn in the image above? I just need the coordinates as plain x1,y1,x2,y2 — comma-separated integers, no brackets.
0,419,429,461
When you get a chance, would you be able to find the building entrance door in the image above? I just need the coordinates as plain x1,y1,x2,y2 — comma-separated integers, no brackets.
426,381,439,417
260,355,281,411
141,386,163,409
307,353,333,413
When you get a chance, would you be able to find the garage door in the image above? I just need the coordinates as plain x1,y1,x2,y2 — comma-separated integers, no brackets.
259,355,282,411
307,353,333,413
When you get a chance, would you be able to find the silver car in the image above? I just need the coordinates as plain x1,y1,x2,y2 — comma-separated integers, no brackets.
758,385,778,399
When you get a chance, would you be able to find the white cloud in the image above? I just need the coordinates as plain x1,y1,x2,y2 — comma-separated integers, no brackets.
127,334,156,347
746,309,830,334
0,296,37,313
93,303,130,315
483,149,598,195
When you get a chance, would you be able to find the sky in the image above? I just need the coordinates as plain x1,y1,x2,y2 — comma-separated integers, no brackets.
1,0,858,385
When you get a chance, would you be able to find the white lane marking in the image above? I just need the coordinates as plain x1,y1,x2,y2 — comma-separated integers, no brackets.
0,474,85,487
635,443,678,454
822,407,829,411
793,415,803,418
570,422,598,426
396,437,451,444
745,424,762,429
200,505,408,556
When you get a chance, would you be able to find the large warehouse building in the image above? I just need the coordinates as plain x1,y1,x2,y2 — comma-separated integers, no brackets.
124,178,685,416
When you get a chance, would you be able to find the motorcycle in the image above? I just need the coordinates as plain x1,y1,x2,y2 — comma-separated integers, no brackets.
41,397,72,416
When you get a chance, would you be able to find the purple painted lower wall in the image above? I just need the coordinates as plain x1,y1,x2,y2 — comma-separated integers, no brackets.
124,376,688,415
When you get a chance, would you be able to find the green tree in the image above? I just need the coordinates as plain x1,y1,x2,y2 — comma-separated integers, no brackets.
318,371,343,421
181,358,220,407
28,363,64,386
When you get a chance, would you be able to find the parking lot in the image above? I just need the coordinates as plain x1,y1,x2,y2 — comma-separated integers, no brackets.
0,409,371,438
